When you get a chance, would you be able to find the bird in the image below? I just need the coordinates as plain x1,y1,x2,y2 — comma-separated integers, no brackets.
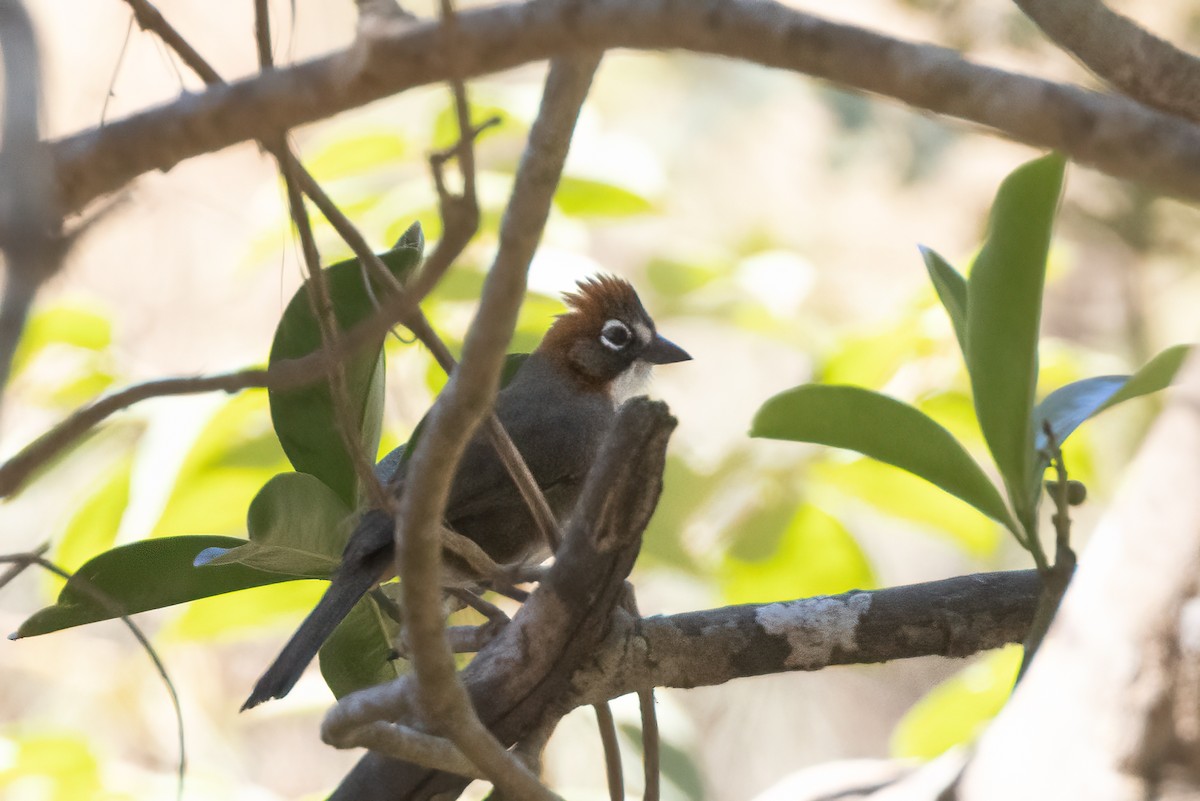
242,275,690,710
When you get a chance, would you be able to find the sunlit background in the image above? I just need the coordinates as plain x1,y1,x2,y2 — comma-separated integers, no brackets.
2,1,1197,799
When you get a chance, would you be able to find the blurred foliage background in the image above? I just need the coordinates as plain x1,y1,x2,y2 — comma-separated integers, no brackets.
2,1,1198,799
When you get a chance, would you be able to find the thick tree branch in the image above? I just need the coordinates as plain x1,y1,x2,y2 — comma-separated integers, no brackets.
570,570,1041,706
53,0,1200,214
1014,0,1200,124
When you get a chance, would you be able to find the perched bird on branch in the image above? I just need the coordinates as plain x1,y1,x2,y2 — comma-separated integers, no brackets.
242,275,689,709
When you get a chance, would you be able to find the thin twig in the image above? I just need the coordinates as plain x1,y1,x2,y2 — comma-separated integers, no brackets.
593,702,625,801
253,0,273,69
100,14,135,125
124,0,219,83
276,146,390,510
0,542,48,591
638,689,660,801
1017,422,1079,680
0,551,186,801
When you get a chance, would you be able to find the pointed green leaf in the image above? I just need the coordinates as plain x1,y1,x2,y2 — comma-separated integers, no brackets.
55,455,134,573
752,385,1015,530
891,645,1022,759
269,227,423,507
154,392,290,537
920,245,967,355
13,536,300,637
553,176,656,218
318,593,403,699
721,503,875,604
1034,375,1127,452
964,153,1065,514
1099,344,1191,412
200,472,352,577
1033,344,1192,455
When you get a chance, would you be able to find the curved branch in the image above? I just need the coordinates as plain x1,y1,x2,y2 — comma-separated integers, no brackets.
53,0,1200,214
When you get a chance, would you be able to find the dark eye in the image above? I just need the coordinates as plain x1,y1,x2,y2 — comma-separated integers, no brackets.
600,319,633,351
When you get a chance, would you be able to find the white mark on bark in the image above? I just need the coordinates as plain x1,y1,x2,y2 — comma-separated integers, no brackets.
756,593,872,668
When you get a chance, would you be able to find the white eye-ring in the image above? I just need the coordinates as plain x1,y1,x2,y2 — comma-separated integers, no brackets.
600,319,633,351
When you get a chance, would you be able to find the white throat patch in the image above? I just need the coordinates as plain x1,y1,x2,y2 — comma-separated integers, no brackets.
611,359,653,405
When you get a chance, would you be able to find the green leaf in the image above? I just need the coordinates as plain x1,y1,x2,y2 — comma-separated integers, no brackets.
752,385,1016,531
553,176,655,218
268,229,423,507
154,392,290,537
1034,375,1127,452
920,245,967,355
55,454,134,573
200,472,352,577
304,131,409,181
318,593,403,699
721,503,875,604
963,153,1065,516
1099,343,1191,412
1033,344,1191,457
11,303,111,377
815,459,1002,557
13,536,300,637
0,733,102,800
891,645,1022,759
163,580,325,642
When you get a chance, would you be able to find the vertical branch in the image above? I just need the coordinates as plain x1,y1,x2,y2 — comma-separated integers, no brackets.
0,0,62,410
1018,422,1079,679
593,703,625,801
638,690,660,801
254,0,274,69
393,54,600,800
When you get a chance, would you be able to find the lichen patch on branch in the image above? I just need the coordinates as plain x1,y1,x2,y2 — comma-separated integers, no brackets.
757,593,872,669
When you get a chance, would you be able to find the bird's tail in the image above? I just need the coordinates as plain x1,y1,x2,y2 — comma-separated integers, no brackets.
241,561,377,711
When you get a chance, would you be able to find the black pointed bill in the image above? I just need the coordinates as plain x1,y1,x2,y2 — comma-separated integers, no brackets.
643,334,691,364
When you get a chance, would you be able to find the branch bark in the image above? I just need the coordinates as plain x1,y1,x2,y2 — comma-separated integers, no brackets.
571,570,1040,707
1014,0,1200,124
53,0,1200,214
